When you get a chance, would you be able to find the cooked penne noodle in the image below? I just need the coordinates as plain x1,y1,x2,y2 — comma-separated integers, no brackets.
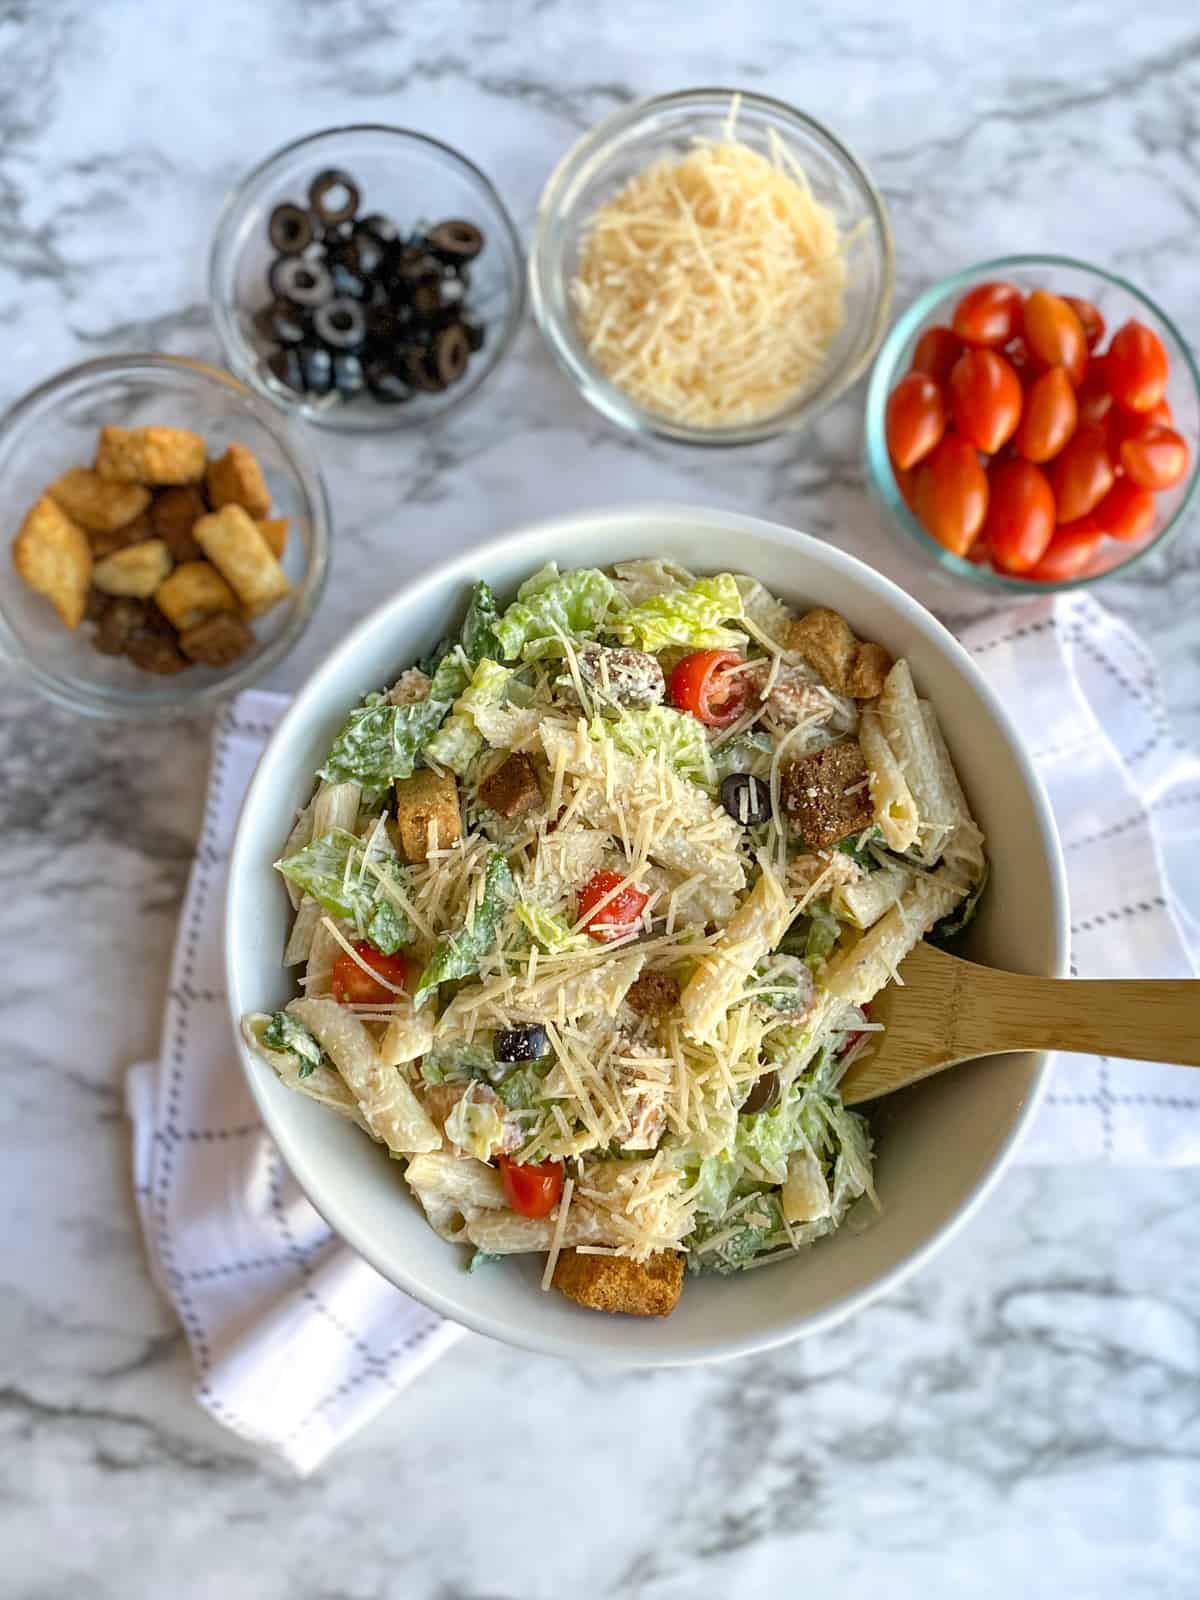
876,661,960,866
859,709,919,853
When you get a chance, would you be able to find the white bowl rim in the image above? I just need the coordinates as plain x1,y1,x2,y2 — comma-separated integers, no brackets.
225,502,1070,1365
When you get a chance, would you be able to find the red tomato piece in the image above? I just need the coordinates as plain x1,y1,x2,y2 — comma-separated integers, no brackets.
1025,519,1104,582
1094,478,1157,543
668,648,748,728
1075,364,1113,427
910,325,962,385
983,458,1056,575
913,435,989,557
951,281,1023,348
577,869,650,942
1064,296,1105,350
1022,289,1088,386
948,349,1023,453
1119,425,1190,491
331,942,410,1006
1014,366,1077,463
1048,425,1115,523
886,372,946,470
1104,320,1169,413
498,1154,564,1220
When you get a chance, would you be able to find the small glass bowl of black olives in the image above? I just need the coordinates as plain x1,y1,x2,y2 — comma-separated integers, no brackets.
210,126,526,432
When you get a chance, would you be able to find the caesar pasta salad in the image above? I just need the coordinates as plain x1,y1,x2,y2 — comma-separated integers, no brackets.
243,558,987,1318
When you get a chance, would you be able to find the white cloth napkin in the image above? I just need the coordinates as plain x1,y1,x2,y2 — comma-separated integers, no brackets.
126,592,1200,1471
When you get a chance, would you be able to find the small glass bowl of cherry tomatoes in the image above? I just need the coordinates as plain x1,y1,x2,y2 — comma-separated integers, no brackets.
864,255,1200,590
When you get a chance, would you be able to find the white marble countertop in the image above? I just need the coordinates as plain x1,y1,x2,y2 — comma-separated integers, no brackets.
4,2,1200,1595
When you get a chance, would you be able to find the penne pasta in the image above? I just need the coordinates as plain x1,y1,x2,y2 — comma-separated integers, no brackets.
859,708,920,853
876,661,960,866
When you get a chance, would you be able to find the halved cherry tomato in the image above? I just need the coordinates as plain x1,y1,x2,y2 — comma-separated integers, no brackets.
1093,478,1157,543
1104,320,1169,413
1064,295,1105,350
983,458,1056,575
910,325,962,385
1022,289,1088,386
1075,364,1113,427
577,869,650,942
1014,366,1077,463
1025,519,1104,582
331,942,410,1006
668,648,748,728
498,1154,564,1219
913,435,989,557
1119,425,1190,490
1048,425,1114,523
951,281,1023,348
948,349,1023,453
885,372,946,470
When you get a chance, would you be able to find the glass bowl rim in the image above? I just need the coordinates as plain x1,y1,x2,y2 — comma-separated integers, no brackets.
529,85,896,449
207,122,528,436
0,351,330,719
864,251,1200,594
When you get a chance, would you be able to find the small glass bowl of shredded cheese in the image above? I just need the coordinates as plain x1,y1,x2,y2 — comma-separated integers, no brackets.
530,89,894,446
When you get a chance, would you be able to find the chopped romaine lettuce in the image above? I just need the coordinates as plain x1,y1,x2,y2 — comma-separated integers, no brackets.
494,1063,548,1112
421,713,483,776
932,858,990,943
778,898,841,971
263,1011,325,1080
835,824,884,869
461,579,501,664
515,902,590,954
420,1041,498,1085
414,851,515,1007
424,657,519,771
712,729,774,783
318,654,469,793
687,1193,787,1274
494,567,619,661
618,572,745,653
275,828,414,953
732,574,793,646
602,705,716,789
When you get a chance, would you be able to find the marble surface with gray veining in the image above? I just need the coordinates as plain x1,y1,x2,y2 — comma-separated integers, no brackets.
3,3,1199,1595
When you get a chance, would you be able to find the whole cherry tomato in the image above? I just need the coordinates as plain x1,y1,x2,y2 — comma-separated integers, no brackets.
1025,519,1104,582
1004,337,1033,379
1104,320,1169,413
910,325,962,385
1022,289,1088,386
498,1154,564,1219
951,281,1023,348
886,372,946,470
913,434,989,557
1014,366,1077,463
1093,478,1157,543
983,458,1056,574
1048,425,1114,523
668,648,748,728
1119,425,1190,491
1064,296,1106,350
894,464,919,513
577,869,650,942
1075,364,1113,427
331,942,410,1006
948,349,1023,453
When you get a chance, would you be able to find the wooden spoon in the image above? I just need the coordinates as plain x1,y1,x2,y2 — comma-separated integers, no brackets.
840,940,1200,1107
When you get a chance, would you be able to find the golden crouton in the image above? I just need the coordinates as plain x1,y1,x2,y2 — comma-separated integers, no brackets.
154,561,238,630
256,517,289,560
95,425,206,486
49,467,151,534
150,486,208,562
552,1249,684,1317
393,770,463,863
783,738,874,850
12,495,92,628
194,505,290,618
206,443,271,520
784,608,893,701
92,539,174,600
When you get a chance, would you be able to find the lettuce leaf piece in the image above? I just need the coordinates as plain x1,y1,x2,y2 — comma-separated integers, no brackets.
732,573,793,647
686,1193,786,1274
275,827,415,953
461,580,501,664
494,1063,549,1112
421,712,483,777
424,657,521,772
263,1011,325,1080
414,851,515,1007
835,824,884,870
419,1041,498,1086
712,729,774,783
931,857,990,943
779,898,841,971
515,902,590,954
618,572,745,653
493,567,618,661
603,705,716,789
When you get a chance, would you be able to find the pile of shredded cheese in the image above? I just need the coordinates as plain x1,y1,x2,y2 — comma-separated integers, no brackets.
571,112,848,427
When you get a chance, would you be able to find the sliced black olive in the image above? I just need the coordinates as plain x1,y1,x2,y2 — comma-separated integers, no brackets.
332,352,366,396
494,1025,548,1064
268,202,315,255
364,359,413,403
720,772,771,826
390,243,436,283
364,303,405,348
297,342,334,396
357,212,401,246
269,255,334,309
308,168,360,227
253,299,308,347
266,345,305,394
327,256,371,302
313,297,367,351
462,319,485,353
433,323,470,387
741,1070,780,1115
427,219,484,262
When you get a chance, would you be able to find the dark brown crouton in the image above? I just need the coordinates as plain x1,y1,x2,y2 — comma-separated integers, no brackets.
552,1249,684,1317
625,970,680,1019
784,608,893,701
783,739,874,849
126,631,190,675
92,597,148,655
478,752,542,819
393,769,463,862
178,611,254,668
150,486,208,563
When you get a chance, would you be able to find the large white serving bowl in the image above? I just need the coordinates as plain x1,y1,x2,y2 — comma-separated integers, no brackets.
225,504,1069,1364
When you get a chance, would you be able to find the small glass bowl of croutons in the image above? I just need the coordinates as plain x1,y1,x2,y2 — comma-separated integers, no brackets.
0,354,328,717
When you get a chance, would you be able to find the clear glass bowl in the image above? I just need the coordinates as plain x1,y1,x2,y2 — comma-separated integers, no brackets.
529,88,894,448
864,255,1200,593
0,354,328,718
209,125,526,433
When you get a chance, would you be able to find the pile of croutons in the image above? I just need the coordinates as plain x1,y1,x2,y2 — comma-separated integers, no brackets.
13,425,292,675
